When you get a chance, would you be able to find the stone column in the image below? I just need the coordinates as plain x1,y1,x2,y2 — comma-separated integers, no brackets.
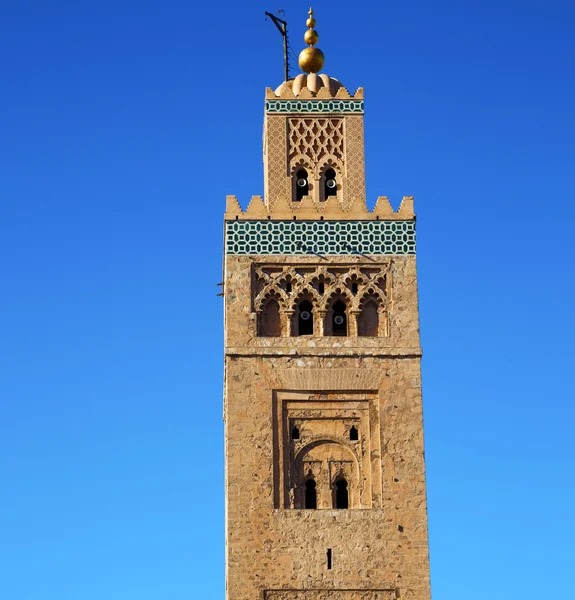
316,310,327,336
349,310,361,337
282,310,294,337
378,309,389,337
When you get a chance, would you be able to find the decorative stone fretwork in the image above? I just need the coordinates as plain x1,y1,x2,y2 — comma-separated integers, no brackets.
288,118,345,165
343,116,366,208
264,116,292,206
265,591,397,600
226,220,415,256
266,99,364,114
253,262,390,339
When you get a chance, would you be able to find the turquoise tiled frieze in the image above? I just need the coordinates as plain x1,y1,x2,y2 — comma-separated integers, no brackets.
266,99,364,114
225,220,415,256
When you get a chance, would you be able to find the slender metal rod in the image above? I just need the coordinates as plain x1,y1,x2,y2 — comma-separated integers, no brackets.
265,11,290,81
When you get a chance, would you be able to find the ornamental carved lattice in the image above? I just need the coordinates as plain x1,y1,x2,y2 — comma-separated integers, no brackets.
288,118,345,164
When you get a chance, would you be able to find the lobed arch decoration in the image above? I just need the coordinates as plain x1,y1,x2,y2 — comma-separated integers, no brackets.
358,289,388,337
253,263,391,337
316,156,345,203
289,158,314,203
257,292,286,337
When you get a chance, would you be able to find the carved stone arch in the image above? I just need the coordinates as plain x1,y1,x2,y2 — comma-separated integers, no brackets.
343,268,368,287
290,157,314,202
256,292,284,337
289,286,322,312
289,157,314,177
357,290,388,338
316,155,345,203
294,438,360,467
254,283,289,312
321,284,353,312
277,268,300,296
358,287,387,309
294,439,360,509
290,288,321,336
310,268,335,295
323,288,353,337
314,154,345,182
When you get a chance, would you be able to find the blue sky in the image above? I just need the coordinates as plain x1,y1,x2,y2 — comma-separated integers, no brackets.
1,1,574,599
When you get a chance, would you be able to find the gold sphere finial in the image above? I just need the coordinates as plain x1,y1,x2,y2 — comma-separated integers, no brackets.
298,6,324,74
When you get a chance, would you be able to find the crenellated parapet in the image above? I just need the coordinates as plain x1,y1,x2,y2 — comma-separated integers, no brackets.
224,194,415,221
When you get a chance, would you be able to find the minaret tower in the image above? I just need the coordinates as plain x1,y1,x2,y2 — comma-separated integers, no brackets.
223,9,431,600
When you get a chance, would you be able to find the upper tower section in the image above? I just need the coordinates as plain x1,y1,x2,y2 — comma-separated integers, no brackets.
264,8,367,215
225,8,414,222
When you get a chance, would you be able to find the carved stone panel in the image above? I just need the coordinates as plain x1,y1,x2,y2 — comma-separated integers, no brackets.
265,590,397,600
273,391,383,509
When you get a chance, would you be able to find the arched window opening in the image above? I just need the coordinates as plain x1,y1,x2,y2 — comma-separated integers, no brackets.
258,299,281,337
323,168,337,199
331,300,347,336
358,300,379,337
285,281,292,294
297,300,314,336
351,282,358,295
318,282,325,294
305,479,317,509
294,169,309,201
334,478,349,509
350,426,358,441
291,426,300,440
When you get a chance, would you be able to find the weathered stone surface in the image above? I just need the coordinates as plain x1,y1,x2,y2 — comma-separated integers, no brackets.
223,68,431,600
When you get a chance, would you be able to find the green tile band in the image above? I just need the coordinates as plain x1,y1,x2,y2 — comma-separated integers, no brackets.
266,99,364,114
225,220,415,256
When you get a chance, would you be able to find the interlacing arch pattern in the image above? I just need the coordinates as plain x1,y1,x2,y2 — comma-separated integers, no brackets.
358,287,387,309
289,287,322,312
253,263,391,336
322,285,354,312
288,117,345,165
254,288,288,312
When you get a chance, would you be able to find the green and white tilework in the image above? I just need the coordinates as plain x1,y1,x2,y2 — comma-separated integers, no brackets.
266,100,364,114
225,220,415,256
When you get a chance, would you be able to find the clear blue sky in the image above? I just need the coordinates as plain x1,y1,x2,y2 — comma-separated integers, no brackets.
1,1,574,599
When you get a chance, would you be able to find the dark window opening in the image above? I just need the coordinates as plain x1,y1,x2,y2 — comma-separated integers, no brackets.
286,281,292,294
291,426,300,440
327,548,332,569
335,478,348,509
305,479,317,509
331,300,347,336
350,426,358,441
324,168,337,199
295,169,308,201
351,282,358,295
298,300,313,335
318,282,325,294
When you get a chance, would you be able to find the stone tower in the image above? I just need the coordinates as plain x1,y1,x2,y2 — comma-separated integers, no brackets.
223,9,431,600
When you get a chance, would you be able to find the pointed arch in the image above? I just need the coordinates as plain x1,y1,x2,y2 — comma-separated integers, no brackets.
254,284,288,312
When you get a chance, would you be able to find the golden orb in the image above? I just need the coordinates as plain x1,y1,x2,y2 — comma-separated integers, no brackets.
306,17,316,28
304,29,319,46
298,46,324,73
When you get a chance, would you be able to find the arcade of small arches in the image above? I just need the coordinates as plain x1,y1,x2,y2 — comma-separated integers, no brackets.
255,265,389,337
291,160,342,204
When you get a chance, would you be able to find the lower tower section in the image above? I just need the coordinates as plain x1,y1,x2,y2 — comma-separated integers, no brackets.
224,249,431,600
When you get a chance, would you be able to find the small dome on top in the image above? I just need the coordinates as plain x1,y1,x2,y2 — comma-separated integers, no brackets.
274,73,344,98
